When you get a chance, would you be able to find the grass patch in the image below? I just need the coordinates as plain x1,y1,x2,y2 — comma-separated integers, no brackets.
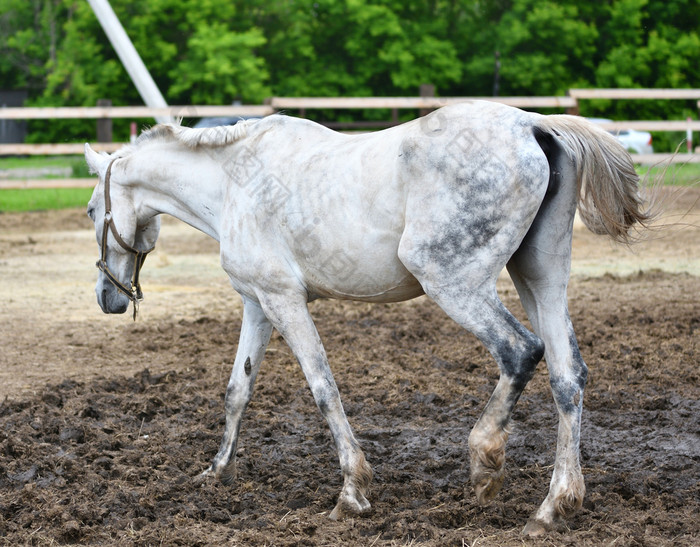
637,162,700,187
0,155,94,211
0,187,93,212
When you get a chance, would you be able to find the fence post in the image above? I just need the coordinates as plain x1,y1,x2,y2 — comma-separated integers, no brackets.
97,98,113,142
419,84,435,117
565,90,579,115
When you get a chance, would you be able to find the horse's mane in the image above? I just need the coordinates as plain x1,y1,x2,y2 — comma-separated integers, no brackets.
114,118,260,157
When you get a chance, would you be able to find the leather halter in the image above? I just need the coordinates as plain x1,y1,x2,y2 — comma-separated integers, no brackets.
96,159,154,318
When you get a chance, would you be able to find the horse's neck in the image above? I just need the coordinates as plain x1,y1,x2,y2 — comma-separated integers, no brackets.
132,145,225,241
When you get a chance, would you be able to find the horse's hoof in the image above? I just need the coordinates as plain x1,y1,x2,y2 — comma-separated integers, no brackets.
218,463,236,486
522,518,549,537
196,462,236,486
328,492,371,520
522,515,565,537
472,468,505,505
469,431,507,505
193,467,212,486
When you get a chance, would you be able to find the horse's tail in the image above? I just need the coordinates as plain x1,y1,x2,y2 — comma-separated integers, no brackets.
534,115,651,243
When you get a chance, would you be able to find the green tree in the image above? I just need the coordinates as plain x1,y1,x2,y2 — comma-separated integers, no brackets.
0,0,66,92
239,0,461,98
589,0,700,147
1,0,700,146
459,0,599,96
168,23,269,104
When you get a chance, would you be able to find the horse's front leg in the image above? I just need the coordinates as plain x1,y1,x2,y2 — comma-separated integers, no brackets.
202,296,273,484
258,291,372,519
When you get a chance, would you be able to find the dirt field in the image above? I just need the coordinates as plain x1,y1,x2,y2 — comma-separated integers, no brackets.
0,188,698,546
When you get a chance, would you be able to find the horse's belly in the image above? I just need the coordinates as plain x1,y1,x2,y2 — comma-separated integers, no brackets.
312,275,424,303
302,252,424,303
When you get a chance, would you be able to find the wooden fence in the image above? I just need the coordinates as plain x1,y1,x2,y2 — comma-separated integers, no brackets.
1,89,699,188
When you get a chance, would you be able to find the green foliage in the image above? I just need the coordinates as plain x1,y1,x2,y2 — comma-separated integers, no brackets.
0,0,699,147
168,23,269,104
0,0,66,91
462,0,598,95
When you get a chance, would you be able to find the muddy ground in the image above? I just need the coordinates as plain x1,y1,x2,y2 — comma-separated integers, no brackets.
0,188,698,546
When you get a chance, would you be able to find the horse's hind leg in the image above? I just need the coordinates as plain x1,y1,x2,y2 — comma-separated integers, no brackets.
256,291,372,520
463,293,545,505
204,296,273,483
399,237,545,506
440,289,544,505
506,169,587,535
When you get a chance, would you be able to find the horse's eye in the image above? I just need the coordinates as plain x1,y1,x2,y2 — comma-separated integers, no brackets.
87,207,96,221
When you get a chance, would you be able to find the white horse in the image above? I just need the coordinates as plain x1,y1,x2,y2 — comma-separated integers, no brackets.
84,101,647,535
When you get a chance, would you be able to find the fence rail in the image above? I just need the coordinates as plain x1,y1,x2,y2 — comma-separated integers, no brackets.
631,153,700,164
0,142,122,156
268,96,578,109
594,120,700,131
0,178,95,189
568,88,700,100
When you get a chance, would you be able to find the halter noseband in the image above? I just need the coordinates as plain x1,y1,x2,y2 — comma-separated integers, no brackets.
96,158,154,318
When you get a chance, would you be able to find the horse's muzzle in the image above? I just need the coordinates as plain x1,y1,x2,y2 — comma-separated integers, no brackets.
97,284,130,314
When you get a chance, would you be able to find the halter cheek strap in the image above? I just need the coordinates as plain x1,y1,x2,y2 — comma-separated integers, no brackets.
96,158,155,319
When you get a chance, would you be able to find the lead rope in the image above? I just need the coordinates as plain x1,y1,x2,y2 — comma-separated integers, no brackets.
130,249,149,320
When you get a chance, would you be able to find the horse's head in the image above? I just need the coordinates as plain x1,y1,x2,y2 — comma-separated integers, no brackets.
84,144,161,316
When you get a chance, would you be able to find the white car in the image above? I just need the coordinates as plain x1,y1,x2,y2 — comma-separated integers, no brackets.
588,118,654,154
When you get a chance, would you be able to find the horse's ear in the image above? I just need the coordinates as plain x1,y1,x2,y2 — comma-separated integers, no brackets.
84,143,109,177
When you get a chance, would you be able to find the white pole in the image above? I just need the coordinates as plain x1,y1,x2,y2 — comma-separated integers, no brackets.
86,0,173,124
